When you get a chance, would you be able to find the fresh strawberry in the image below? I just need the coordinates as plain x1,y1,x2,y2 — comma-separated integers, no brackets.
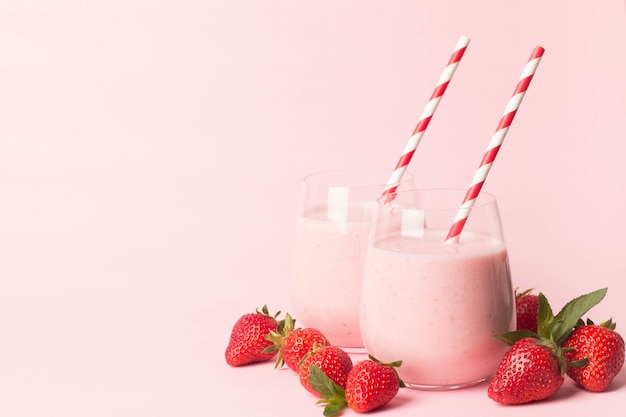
283,328,329,371
488,287,608,404
298,346,353,397
265,313,329,371
562,319,625,392
225,305,283,366
345,356,405,413
488,337,565,404
307,355,404,416
515,288,539,332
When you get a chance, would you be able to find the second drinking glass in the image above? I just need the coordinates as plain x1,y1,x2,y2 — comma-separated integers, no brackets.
360,188,516,388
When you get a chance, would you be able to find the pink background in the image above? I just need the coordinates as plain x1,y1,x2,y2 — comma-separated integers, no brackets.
1,1,625,416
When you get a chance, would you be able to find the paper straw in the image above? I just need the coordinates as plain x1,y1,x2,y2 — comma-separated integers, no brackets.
383,35,470,201
444,45,545,243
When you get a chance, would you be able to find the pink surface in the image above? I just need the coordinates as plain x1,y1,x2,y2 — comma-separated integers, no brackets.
1,1,625,416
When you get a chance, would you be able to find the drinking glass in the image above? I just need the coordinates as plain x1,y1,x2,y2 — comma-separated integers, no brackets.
360,188,515,388
290,168,414,350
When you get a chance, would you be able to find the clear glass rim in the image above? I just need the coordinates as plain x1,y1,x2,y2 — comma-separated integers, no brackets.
377,188,498,211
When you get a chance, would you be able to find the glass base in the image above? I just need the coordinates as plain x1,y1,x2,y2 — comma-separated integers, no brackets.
339,346,367,355
404,377,487,391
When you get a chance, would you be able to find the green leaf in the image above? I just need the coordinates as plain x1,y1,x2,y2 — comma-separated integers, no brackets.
600,318,616,330
309,365,337,398
309,365,345,398
553,288,607,345
567,358,589,368
536,292,554,338
515,287,534,298
495,330,538,346
262,344,278,354
323,404,342,417
309,365,347,417
279,312,295,333
368,354,402,368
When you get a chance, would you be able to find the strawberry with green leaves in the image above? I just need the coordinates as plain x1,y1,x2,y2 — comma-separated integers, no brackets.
515,288,539,332
562,318,625,392
307,355,404,416
265,313,329,371
225,305,284,366
283,327,329,371
299,345,353,397
488,287,608,404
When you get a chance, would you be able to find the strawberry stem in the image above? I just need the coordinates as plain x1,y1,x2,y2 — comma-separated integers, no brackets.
515,287,535,298
263,312,296,367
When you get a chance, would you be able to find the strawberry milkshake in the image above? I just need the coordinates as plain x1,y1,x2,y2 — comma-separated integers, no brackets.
290,169,413,349
292,205,373,348
360,189,516,388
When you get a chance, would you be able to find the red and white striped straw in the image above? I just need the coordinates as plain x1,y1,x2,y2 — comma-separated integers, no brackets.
444,45,545,243
383,35,470,201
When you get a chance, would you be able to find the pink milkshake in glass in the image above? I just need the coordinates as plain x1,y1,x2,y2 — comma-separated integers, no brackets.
360,189,515,388
291,169,414,349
